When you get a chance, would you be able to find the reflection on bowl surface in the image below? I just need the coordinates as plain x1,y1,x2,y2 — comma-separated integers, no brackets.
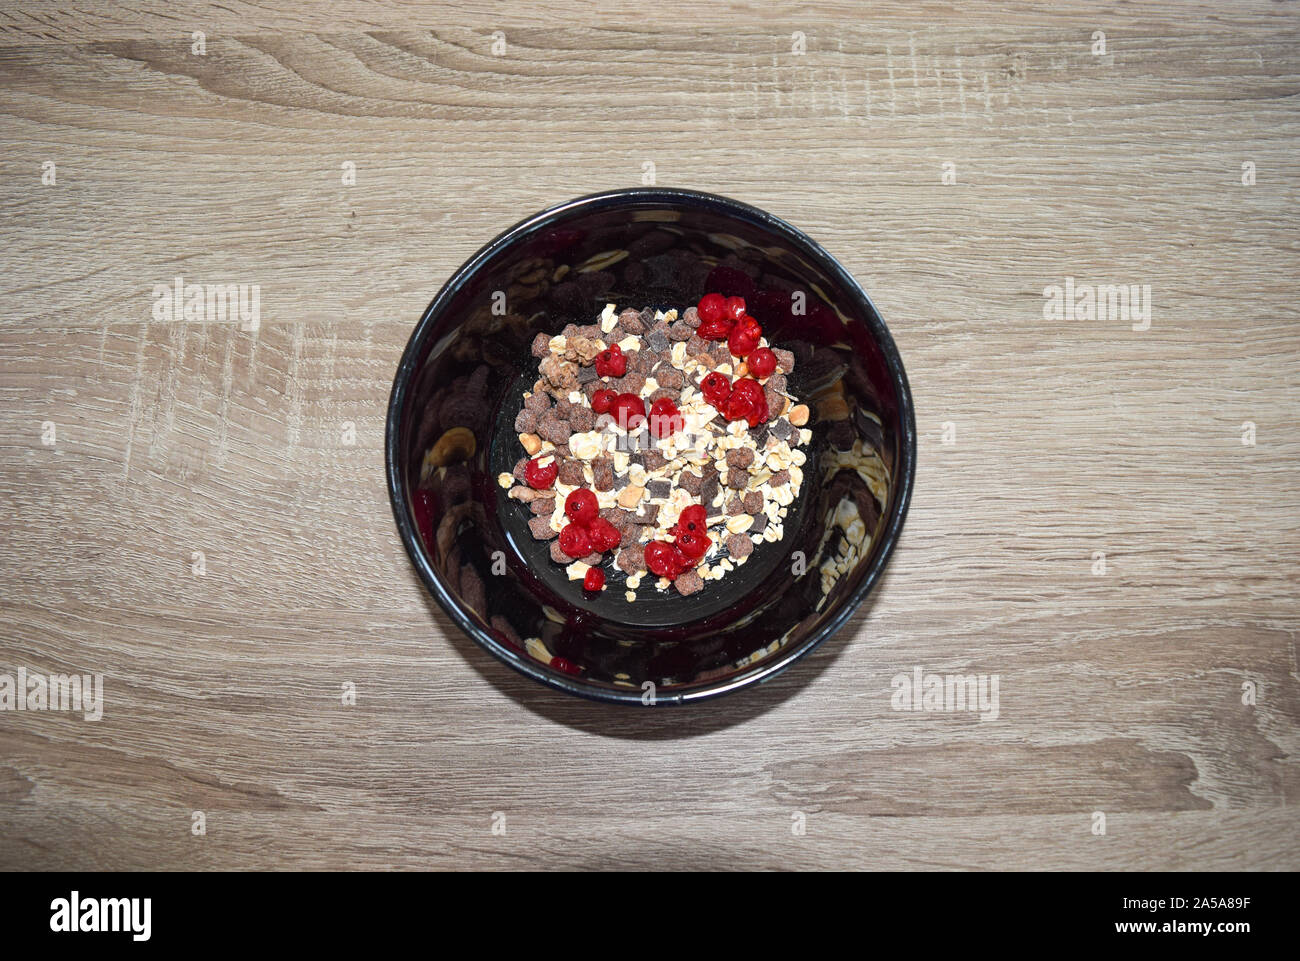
386,189,915,705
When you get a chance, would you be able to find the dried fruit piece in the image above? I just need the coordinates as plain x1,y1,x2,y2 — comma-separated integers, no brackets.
564,488,599,526
559,524,593,558
524,457,558,489
594,343,627,378
583,567,606,592
747,347,777,379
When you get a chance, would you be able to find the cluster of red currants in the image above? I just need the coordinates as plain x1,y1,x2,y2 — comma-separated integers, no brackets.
642,504,711,581
558,488,616,591
694,293,776,426
591,388,682,439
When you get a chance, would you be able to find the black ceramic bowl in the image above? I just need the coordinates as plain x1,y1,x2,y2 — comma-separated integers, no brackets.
386,188,915,705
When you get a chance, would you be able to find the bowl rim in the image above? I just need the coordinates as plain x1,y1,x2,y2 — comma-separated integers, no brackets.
385,187,916,706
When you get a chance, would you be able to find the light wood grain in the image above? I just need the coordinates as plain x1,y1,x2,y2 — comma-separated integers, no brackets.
1,1,1297,871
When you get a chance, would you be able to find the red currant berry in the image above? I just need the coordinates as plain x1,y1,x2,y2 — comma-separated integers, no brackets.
644,541,678,578
728,316,762,357
699,371,731,407
697,292,727,324
587,517,621,553
559,523,593,558
610,393,646,430
731,377,765,404
725,296,747,320
583,567,606,592
724,393,754,423
590,388,617,414
648,397,683,438
747,347,777,379
564,488,599,526
678,504,707,533
523,457,558,489
676,529,710,559
594,344,627,378
702,317,733,340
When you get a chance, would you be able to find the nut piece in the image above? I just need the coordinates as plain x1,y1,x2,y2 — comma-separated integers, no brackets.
617,484,645,509
519,432,542,455
787,404,810,427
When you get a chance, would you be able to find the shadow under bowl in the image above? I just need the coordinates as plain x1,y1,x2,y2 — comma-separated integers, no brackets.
386,188,916,705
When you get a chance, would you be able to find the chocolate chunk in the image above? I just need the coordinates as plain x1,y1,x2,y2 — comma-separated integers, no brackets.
742,490,764,514
763,386,782,419
708,340,730,362
568,405,596,433
749,512,768,533
653,366,684,390
528,516,558,540
700,476,719,507
530,332,552,358
529,497,555,516
617,546,647,573
674,570,704,596
629,348,656,374
576,364,598,384
678,470,703,495
749,422,770,446
515,408,539,434
617,308,645,334
646,479,671,500
638,307,656,328
592,456,615,491
602,507,635,530
557,459,585,486
538,415,571,445
642,449,668,471
770,419,793,442
633,503,660,525
725,447,755,470
769,469,791,487
646,330,670,353
615,371,646,395
725,533,754,559
619,525,640,547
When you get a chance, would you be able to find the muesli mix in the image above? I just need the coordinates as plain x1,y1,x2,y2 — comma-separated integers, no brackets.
498,293,812,598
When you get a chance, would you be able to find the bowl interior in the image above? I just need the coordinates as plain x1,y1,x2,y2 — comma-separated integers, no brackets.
388,190,914,703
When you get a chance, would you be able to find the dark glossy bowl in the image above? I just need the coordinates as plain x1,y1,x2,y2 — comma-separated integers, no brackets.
386,188,915,705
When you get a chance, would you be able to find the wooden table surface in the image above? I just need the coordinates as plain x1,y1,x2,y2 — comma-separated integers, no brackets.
1,1,1297,871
